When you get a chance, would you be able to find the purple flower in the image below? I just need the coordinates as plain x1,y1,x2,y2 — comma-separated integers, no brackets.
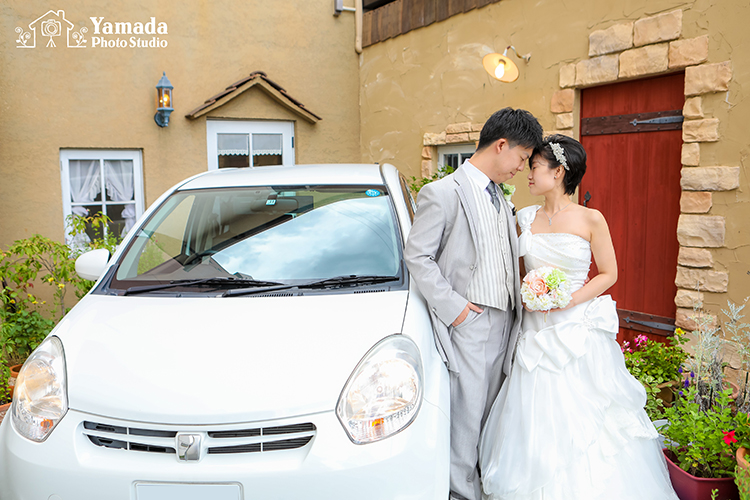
678,367,683,374
690,371,695,378
679,391,684,397
684,378,690,388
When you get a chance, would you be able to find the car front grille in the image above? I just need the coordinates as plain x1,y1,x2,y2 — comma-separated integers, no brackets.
82,420,316,456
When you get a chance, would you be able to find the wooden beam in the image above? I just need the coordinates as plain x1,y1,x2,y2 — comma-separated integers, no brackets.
186,78,320,123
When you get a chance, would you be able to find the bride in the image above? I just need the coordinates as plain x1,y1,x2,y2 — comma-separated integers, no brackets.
478,135,679,499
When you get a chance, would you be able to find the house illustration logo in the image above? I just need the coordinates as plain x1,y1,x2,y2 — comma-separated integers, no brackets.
15,10,88,48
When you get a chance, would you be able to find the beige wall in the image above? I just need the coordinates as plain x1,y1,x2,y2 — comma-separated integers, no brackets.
2,0,748,317
359,0,750,314
0,0,361,244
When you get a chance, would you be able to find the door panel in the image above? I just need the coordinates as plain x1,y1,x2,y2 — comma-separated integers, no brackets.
579,73,684,344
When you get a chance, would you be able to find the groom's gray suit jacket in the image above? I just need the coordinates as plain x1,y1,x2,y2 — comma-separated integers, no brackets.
404,166,523,376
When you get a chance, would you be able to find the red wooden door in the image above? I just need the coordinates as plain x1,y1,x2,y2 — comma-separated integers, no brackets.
579,73,684,344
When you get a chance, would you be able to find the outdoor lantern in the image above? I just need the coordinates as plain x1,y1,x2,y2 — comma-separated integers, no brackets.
482,46,531,83
154,72,174,127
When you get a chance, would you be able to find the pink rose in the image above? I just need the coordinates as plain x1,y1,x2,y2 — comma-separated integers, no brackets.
527,276,549,296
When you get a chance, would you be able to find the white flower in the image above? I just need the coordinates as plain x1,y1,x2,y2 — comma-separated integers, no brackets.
499,183,516,203
520,266,572,311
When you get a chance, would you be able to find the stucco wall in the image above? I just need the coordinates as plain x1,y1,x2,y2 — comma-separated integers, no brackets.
0,0,361,245
359,0,750,310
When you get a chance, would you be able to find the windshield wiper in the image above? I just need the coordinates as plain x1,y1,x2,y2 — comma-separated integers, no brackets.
297,275,400,289
223,275,400,297
124,277,284,296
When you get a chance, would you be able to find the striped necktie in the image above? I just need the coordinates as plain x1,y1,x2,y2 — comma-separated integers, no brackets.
486,182,502,212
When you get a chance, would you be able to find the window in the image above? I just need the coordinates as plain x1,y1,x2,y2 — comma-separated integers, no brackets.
60,150,144,247
438,144,476,172
207,120,294,170
110,185,401,291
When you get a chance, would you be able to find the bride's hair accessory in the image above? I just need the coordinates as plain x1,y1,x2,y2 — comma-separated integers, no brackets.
549,142,569,171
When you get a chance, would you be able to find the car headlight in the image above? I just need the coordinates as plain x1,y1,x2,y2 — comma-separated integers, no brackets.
336,335,423,444
12,336,68,442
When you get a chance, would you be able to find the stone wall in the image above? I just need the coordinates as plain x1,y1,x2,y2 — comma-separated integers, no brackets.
359,0,749,326
544,9,740,331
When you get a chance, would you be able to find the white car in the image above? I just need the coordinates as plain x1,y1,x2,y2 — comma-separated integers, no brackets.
0,164,450,499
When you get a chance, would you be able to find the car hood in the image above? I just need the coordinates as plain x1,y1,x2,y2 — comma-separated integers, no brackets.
55,291,408,424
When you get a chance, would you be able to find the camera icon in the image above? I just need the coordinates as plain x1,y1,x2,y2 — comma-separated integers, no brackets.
41,19,60,36
41,19,61,47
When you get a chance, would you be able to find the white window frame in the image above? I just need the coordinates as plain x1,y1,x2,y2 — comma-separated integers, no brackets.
60,149,145,243
437,144,476,171
206,120,295,170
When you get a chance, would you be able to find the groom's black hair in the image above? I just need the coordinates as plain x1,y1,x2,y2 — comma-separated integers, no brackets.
532,134,587,196
476,107,544,152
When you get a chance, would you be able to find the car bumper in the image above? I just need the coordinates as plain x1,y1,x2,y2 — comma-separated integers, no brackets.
0,401,449,499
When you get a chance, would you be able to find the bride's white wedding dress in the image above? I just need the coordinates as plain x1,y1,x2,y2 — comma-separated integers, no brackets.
478,205,679,500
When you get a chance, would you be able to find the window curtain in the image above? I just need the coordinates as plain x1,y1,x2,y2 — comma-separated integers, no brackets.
217,134,249,156
68,160,101,246
252,134,282,155
104,160,136,234
69,160,101,214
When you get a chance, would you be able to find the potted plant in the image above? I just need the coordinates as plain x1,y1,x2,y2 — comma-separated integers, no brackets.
662,384,747,500
660,298,750,500
622,330,689,420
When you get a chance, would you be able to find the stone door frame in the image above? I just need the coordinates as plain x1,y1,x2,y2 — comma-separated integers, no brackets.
543,9,737,329
418,9,737,329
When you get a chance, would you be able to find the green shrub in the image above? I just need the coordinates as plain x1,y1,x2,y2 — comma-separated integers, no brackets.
0,212,122,386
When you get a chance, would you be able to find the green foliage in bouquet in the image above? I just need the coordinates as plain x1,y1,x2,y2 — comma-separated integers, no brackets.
545,268,567,290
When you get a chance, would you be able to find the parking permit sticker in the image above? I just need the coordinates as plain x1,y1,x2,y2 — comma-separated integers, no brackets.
365,189,380,197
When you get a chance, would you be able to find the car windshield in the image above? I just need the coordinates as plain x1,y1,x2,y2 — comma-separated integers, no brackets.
107,185,402,291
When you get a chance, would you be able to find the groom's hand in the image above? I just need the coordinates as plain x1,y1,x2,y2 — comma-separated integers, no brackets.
452,302,484,327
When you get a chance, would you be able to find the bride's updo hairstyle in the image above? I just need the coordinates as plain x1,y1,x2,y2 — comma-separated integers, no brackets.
531,134,587,196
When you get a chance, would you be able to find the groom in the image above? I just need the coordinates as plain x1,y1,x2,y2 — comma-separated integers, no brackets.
404,108,543,500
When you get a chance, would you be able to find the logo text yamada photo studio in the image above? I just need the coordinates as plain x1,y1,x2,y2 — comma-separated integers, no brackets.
15,10,169,49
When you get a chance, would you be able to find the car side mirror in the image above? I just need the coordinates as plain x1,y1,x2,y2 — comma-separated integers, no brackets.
75,248,111,281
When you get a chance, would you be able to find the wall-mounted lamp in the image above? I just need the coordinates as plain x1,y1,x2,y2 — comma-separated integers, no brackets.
482,46,531,83
154,72,174,127
333,0,356,16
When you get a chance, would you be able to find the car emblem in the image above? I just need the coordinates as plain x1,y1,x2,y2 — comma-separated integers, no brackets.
176,433,202,462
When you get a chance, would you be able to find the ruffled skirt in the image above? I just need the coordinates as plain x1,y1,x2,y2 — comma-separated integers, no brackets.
478,296,679,500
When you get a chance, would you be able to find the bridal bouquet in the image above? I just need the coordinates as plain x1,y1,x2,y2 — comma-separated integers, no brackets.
521,267,572,311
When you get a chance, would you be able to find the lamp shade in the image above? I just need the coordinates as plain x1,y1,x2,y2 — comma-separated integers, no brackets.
154,72,174,127
155,72,173,111
482,53,520,83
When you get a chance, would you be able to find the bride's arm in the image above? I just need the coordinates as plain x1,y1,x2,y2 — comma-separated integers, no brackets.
566,209,618,308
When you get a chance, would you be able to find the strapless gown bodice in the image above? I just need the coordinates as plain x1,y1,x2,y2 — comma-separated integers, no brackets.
517,205,591,291
477,205,679,500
